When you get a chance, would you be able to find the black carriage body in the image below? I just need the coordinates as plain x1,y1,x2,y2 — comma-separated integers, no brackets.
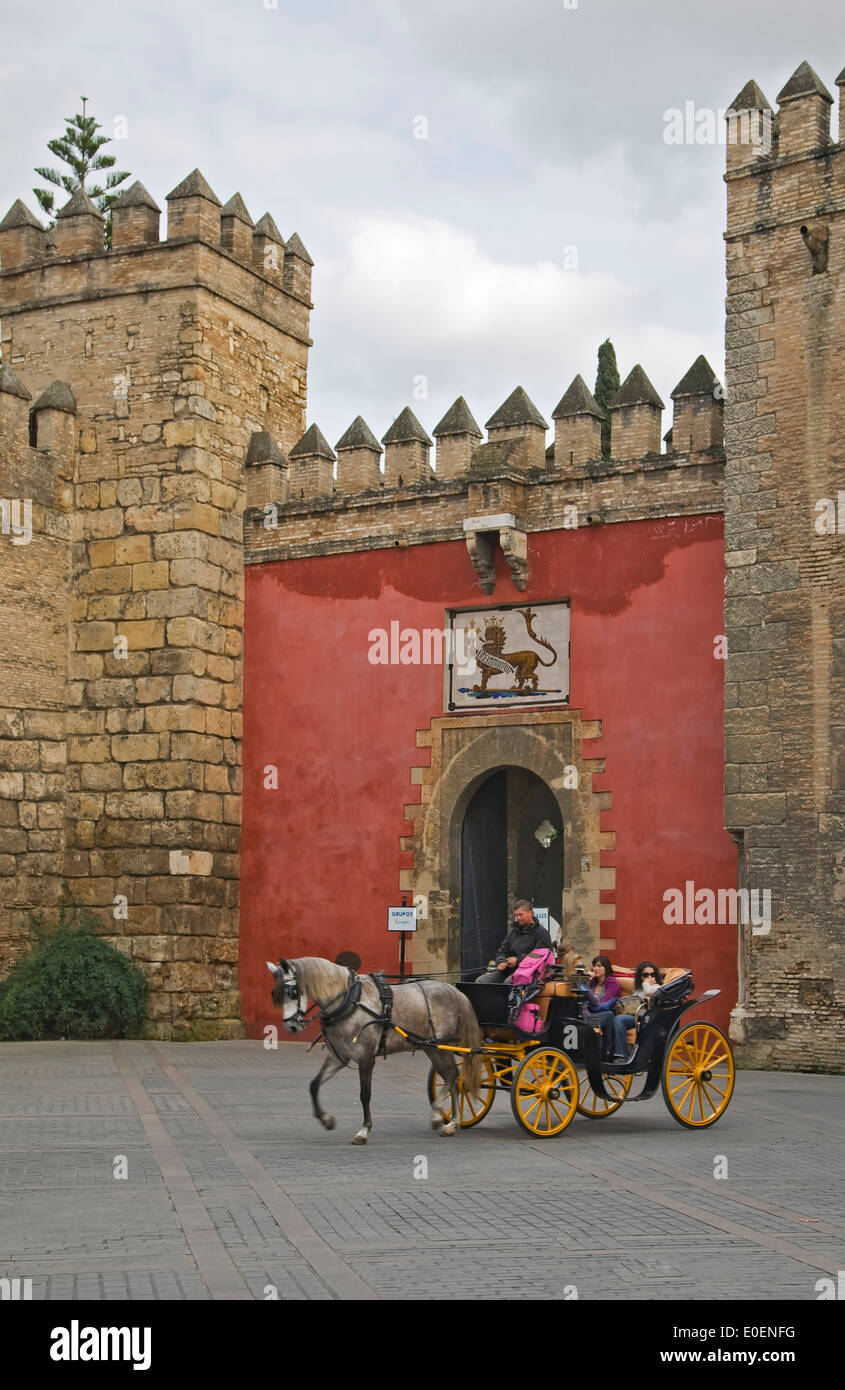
458,975,711,1105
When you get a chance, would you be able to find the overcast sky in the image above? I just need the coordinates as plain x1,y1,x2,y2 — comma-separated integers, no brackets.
2,0,842,451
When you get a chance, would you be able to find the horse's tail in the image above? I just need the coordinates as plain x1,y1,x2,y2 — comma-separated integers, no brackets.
457,991,483,1100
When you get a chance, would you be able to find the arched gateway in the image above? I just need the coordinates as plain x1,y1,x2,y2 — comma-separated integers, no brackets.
460,767,563,973
401,710,614,979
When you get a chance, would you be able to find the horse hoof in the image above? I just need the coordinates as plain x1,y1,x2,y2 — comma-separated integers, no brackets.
350,1134,368,1146
322,1115,335,1130
440,1122,457,1137
431,1116,444,1131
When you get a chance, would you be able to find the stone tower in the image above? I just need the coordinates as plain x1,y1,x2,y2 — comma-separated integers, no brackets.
0,170,312,1036
723,62,845,1068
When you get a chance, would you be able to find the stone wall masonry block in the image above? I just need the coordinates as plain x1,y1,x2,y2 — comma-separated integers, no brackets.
110,734,160,761
166,792,222,822
166,616,226,653
169,558,223,591
146,589,212,623
173,502,221,536
118,620,166,649
87,541,115,567
172,675,224,706
145,761,205,791
104,791,165,819
39,743,66,771
67,736,111,763
135,677,173,704
170,733,224,763
204,708,232,738
132,562,170,590
81,509,124,540
145,705,207,733
0,741,40,771
124,505,174,534
76,623,116,651
81,565,133,596
21,712,65,740
154,532,211,562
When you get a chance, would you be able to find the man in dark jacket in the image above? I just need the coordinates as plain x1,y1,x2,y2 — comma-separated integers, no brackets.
475,900,553,982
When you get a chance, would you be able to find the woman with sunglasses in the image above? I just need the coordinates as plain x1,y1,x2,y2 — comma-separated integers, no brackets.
615,961,664,1046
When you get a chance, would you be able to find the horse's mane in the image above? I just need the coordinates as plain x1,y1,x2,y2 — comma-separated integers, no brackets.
294,956,351,1002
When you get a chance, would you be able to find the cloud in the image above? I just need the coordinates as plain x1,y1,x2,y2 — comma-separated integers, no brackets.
0,0,837,452
307,206,720,449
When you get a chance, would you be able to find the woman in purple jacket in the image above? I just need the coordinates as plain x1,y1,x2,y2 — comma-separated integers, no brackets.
580,955,630,1060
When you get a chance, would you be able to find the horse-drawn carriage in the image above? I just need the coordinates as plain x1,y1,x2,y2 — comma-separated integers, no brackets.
268,954,734,1145
427,965,735,1137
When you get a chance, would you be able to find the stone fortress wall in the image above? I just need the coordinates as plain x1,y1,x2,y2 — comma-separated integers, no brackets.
0,58,842,1065
0,170,312,1037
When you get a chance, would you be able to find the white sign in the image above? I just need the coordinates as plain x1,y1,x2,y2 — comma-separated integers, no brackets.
387,906,418,933
533,908,549,932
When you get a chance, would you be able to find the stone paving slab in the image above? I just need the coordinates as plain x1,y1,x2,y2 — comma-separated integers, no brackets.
0,1039,842,1300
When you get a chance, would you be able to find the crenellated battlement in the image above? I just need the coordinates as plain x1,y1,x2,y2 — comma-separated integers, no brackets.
0,365,77,512
724,61,845,234
0,169,312,354
244,354,725,565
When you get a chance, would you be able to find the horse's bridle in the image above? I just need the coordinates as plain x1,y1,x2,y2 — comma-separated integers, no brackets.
274,961,313,1033
273,960,360,1034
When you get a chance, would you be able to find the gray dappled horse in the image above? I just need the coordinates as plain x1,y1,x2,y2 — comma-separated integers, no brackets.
267,956,483,1144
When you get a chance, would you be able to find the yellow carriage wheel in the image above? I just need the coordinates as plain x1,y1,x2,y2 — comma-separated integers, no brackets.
426,1054,496,1128
510,1048,578,1137
661,1023,735,1129
575,1067,632,1118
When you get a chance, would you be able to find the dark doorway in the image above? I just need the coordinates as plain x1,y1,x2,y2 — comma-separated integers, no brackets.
461,770,507,974
512,771,564,921
460,767,563,974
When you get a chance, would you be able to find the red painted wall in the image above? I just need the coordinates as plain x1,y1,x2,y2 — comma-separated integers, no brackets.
240,515,737,1036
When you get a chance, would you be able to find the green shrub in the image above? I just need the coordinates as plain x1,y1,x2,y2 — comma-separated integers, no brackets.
0,907,148,1041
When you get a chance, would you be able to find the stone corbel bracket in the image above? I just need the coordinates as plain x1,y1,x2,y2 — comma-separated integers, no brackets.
462,512,528,593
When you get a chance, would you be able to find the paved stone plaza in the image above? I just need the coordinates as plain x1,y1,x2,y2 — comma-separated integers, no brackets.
0,1040,842,1301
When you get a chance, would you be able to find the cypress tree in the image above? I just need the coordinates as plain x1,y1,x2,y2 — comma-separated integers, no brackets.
34,96,130,249
594,339,620,460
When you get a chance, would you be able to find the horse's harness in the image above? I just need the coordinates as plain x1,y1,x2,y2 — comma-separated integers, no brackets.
293,966,443,1060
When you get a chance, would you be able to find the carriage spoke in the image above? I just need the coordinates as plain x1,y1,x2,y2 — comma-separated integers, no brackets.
673,1076,696,1113
668,1071,694,1094
547,1098,565,1126
522,1094,544,1121
698,1036,728,1068
701,1077,727,1113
